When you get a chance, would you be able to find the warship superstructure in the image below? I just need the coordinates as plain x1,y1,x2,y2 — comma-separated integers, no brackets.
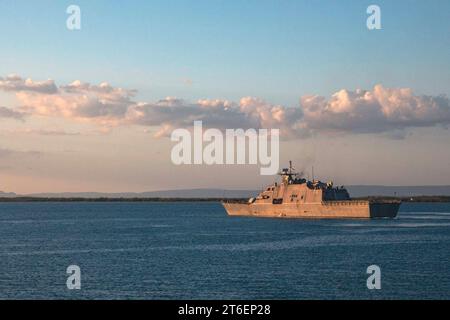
222,162,400,219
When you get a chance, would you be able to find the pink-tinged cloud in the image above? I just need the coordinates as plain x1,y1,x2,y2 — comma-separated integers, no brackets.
126,97,305,138
2,75,450,138
0,74,57,94
302,85,450,134
0,128,80,136
14,80,136,127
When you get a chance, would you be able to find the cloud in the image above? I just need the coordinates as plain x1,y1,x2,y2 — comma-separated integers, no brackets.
0,106,25,120
0,128,80,136
2,74,450,139
126,97,305,138
182,78,193,86
0,74,57,94
301,85,450,134
0,147,41,158
14,80,136,126
0,148,13,158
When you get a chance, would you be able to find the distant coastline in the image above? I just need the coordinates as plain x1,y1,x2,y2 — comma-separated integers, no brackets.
0,197,240,202
4,186,450,200
1,196,450,202
3,186,450,203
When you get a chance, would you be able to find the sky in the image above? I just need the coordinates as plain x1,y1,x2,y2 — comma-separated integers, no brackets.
0,0,450,193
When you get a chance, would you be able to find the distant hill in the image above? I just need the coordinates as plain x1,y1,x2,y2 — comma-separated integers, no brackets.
26,189,257,199
19,186,450,198
0,191,17,198
3,186,450,199
347,185,450,197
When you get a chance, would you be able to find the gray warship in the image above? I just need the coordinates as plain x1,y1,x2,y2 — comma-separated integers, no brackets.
222,162,401,219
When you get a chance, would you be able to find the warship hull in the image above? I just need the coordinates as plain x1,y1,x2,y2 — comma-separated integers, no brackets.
222,200,400,219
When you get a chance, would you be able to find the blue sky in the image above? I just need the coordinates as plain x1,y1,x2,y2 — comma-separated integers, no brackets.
1,0,449,105
1,1,450,193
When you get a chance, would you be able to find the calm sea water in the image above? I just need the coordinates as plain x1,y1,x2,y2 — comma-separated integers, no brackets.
0,202,449,299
